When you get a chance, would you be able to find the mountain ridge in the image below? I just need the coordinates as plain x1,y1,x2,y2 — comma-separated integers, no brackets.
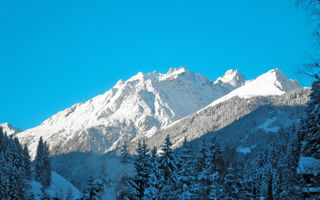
0,122,23,136
17,67,245,158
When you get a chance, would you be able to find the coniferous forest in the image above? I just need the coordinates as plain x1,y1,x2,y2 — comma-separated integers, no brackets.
78,79,320,199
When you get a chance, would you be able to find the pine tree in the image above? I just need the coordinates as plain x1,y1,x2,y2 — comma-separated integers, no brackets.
23,145,32,181
40,186,51,200
283,131,303,199
34,137,51,189
195,140,211,200
151,146,157,160
207,136,224,194
176,137,196,200
143,146,160,200
300,80,320,159
158,135,178,200
266,173,274,200
127,140,151,200
222,166,241,200
296,79,320,199
121,141,130,163
95,164,110,199
0,128,34,199
80,176,101,200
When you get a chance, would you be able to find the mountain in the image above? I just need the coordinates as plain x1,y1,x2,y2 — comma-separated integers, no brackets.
14,67,306,194
146,69,302,149
16,67,245,158
207,68,300,108
144,88,309,152
214,69,246,90
0,122,23,136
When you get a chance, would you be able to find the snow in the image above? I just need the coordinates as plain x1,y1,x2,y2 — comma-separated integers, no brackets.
257,117,280,133
206,68,301,108
16,67,244,158
214,69,246,88
236,146,255,154
297,157,320,175
31,171,80,199
0,122,22,136
167,68,301,129
15,68,300,160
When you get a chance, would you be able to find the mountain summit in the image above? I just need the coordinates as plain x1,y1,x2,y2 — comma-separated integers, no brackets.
0,123,22,136
17,67,244,157
214,69,246,89
207,68,301,107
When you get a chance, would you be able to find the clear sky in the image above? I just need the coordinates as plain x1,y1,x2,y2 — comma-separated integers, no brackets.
0,0,317,129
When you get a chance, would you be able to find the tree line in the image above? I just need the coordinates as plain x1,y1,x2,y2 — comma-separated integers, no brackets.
0,131,52,200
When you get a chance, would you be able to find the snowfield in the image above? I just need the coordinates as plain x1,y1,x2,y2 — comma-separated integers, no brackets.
31,171,80,200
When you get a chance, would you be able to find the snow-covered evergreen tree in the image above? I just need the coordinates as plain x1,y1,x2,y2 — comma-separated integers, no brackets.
296,79,320,199
176,137,196,200
95,163,110,199
158,135,178,200
266,172,274,200
23,144,32,181
40,186,51,200
143,146,161,200
195,140,211,200
34,136,51,189
127,139,151,200
0,128,33,199
121,141,130,163
222,166,241,200
80,175,101,200
299,80,320,159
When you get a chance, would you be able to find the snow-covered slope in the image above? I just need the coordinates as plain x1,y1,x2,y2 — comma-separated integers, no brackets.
0,122,22,136
207,68,300,108
145,68,302,150
16,67,245,158
145,88,309,154
31,171,80,200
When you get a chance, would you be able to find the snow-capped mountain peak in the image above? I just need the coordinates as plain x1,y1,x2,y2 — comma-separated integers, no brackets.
159,67,189,81
214,69,246,88
17,67,242,158
254,68,300,92
16,67,298,159
0,122,22,136
208,68,301,107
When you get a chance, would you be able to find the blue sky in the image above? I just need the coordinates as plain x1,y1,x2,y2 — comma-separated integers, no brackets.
0,0,317,129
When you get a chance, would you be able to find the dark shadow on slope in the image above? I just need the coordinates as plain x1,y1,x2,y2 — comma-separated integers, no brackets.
49,150,136,189
176,104,307,165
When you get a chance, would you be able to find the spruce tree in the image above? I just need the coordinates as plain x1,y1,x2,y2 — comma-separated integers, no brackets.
176,137,196,200
120,141,130,163
266,173,274,200
34,137,51,189
128,140,151,200
158,135,178,200
144,146,160,200
295,79,320,199
222,166,241,200
80,176,101,200
195,140,210,200
23,145,32,181
300,80,320,159
0,128,33,199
